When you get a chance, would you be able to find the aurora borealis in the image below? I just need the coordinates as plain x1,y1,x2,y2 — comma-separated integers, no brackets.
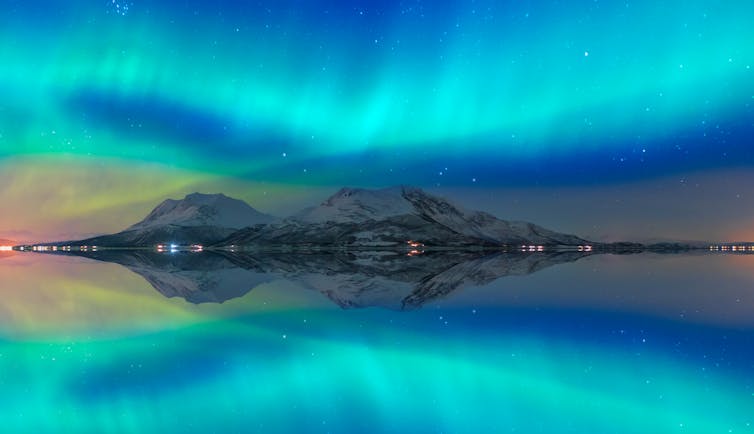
2,2,754,432
1,0,754,242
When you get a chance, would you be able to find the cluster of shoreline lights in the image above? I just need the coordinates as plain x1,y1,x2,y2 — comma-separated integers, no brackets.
17,245,99,252
12,244,206,253
709,245,754,252
156,244,204,253
521,245,593,252
404,241,594,254
406,240,425,256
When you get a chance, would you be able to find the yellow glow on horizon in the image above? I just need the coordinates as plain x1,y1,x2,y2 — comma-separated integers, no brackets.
0,155,320,243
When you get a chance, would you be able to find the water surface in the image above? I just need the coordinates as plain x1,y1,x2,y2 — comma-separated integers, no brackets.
0,250,752,433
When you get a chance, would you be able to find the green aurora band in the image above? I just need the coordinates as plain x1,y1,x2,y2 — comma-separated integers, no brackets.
1,1,752,175
1,2,754,431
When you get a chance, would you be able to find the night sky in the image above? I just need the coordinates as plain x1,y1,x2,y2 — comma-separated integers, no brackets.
1,0,753,242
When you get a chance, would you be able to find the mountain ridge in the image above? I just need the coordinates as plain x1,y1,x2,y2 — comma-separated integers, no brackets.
221,185,588,248
54,186,594,248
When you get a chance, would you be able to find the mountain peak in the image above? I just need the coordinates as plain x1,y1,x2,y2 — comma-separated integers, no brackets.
181,192,233,205
128,192,276,231
185,192,227,199
295,185,417,223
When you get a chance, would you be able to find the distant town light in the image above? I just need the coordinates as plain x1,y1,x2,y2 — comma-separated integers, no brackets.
709,244,754,253
191,244,204,252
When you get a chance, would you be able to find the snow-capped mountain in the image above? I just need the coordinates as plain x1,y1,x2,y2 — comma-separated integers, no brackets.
61,186,590,248
65,193,276,247
224,186,587,247
130,192,275,230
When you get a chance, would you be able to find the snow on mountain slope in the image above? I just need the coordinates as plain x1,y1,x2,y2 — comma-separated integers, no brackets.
289,186,586,245
129,192,276,230
401,187,586,245
292,186,414,224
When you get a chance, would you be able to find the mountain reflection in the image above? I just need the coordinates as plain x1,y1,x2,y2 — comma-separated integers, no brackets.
57,250,592,309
